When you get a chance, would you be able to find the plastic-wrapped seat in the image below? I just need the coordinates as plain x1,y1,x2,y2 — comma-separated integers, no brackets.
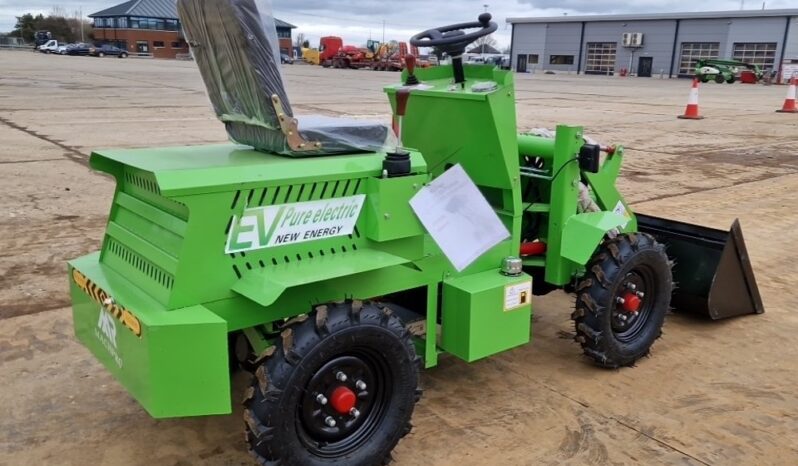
177,0,395,156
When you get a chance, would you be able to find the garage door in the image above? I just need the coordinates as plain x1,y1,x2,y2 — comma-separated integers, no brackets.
678,42,719,76
733,42,777,71
585,42,617,74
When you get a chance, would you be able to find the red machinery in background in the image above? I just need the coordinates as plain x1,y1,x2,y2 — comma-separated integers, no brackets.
318,37,430,71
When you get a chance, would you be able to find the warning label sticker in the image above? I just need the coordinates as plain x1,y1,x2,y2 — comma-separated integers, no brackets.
504,281,532,311
612,200,632,228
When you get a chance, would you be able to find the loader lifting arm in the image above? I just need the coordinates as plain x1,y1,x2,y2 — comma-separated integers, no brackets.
515,128,763,321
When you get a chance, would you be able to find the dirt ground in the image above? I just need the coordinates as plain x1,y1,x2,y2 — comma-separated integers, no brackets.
1,51,797,466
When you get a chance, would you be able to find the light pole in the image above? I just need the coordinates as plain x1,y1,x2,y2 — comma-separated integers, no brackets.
483,4,489,12
80,6,85,42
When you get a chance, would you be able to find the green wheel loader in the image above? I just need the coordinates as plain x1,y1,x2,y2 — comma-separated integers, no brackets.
67,3,763,465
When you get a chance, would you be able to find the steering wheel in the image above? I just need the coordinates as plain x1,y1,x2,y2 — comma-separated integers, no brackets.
410,13,498,55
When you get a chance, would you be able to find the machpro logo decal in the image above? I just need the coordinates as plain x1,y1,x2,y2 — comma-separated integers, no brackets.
72,268,142,338
226,195,366,254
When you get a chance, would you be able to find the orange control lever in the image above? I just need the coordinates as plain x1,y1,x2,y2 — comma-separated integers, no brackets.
404,54,419,86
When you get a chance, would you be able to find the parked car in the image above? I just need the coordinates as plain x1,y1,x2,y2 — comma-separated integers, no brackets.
56,43,75,55
281,53,293,64
90,44,129,58
67,43,93,56
36,39,60,53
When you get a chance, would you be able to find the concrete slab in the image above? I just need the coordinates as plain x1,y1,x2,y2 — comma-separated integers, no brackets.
1,50,796,465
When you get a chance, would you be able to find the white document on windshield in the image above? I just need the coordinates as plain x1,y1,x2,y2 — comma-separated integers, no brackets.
409,164,510,271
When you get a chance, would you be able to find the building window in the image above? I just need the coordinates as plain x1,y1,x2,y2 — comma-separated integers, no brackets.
171,41,183,48
515,54,539,72
153,41,165,48
136,40,149,53
277,29,291,39
117,17,127,28
733,42,777,71
679,42,719,75
585,42,617,74
127,17,172,30
549,55,575,65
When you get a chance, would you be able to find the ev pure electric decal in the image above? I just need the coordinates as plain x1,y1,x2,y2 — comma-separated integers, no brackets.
226,194,366,254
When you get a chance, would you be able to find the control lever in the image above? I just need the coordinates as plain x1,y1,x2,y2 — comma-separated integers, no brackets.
404,54,419,86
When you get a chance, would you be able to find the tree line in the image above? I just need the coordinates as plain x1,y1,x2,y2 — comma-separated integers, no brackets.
7,8,92,43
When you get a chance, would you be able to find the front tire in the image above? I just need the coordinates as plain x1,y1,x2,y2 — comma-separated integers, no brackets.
573,233,672,368
243,301,421,466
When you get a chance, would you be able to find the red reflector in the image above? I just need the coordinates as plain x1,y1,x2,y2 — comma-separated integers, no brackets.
520,242,547,256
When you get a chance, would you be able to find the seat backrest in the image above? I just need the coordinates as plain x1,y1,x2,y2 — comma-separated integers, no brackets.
177,0,292,153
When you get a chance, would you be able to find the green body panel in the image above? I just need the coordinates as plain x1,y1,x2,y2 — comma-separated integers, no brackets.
208,263,438,331
561,212,630,265
385,65,522,277
365,175,427,241
441,271,532,362
68,63,643,417
583,146,637,232
232,249,411,307
69,253,230,418
91,145,428,311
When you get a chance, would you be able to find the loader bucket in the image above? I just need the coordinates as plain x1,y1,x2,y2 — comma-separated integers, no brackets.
636,213,764,320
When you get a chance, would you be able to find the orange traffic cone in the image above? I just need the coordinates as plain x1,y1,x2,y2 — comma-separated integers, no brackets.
776,77,798,113
678,78,704,120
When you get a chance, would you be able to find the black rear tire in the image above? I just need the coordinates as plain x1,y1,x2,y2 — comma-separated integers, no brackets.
714,74,725,84
573,233,672,368
243,301,421,466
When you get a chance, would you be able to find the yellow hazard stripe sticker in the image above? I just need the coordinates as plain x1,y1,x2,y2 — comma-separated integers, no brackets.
72,268,142,337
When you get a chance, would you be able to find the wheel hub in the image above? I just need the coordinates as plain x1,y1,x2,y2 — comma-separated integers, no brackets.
300,354,383,451
611,270,655,340
330,386,357,415
620,291,641,313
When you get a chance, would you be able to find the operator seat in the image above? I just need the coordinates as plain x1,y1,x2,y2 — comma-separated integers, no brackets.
177,0,394,156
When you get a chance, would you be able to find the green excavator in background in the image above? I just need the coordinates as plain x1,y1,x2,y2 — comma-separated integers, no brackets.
695,58,764,83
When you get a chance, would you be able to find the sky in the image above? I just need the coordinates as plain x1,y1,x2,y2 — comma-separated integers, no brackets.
0,0,795,48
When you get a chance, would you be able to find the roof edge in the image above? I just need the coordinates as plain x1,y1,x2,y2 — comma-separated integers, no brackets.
507,8,798,24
